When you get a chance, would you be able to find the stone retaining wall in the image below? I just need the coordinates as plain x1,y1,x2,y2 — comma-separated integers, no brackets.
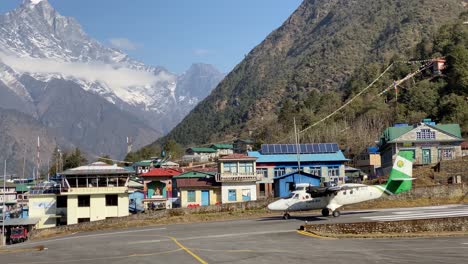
302,217,468,234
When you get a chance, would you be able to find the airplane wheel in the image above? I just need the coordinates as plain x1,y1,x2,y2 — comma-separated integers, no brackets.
332,210,341,217
321,208,330,217
283,213,290,220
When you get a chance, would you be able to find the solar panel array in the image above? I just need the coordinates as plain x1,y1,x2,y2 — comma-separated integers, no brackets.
260,143,339,155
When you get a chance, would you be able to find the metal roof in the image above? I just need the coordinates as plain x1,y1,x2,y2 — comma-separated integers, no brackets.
187,147,217,153
210,144,234,149
61,162,133,176
173,171,217,179
248,151,348,163
2,217,41,226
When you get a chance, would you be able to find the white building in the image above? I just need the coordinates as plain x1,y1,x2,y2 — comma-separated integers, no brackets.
28,162,132,229
216,154,261,203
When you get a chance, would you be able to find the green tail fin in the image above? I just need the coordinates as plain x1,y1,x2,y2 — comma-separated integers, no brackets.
385,150,414,195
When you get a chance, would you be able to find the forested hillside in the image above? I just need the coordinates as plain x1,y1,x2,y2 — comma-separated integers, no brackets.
129,0,468,161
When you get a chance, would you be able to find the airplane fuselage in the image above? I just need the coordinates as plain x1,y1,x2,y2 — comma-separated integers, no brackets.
268,183,388,212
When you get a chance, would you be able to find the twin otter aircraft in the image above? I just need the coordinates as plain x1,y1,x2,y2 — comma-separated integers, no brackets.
267,151,414,219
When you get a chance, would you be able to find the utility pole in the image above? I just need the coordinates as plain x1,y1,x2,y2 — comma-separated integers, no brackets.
2,160,6,247
294,117,302,183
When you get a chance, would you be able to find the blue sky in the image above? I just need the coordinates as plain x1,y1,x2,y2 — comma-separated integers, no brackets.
1,0,302,74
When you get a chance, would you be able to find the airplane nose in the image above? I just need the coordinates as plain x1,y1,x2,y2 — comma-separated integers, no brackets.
267,200,284,211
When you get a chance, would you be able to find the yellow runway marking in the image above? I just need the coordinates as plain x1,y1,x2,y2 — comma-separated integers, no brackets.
169,236,208,264
297,230,335,239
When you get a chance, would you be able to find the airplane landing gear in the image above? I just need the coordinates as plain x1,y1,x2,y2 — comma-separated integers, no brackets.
321,208,330,217
283,212,290,220
332,210,341,217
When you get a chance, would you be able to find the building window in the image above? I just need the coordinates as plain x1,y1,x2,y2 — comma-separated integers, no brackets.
274,168,286,178
106,195,118,206
416,129,435,139
257,168,268,178
441,149,453,160
239,162,253,174
309,166,321,176
187,190,196,203
57,196,67,208
228,189,237,201
223,162,238,174
242,189,251,201
78,218,90,223
78,195,90,207
328,166,340,177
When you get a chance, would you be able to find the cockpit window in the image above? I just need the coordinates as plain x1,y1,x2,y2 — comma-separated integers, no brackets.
292,194,299,199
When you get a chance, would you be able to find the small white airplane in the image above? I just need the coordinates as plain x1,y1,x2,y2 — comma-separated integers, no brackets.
267,150,414,219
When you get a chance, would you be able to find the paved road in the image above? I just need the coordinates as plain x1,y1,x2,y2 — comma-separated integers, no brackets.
1,205,468,264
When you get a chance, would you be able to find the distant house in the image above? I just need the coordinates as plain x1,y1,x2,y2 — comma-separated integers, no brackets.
185,147,217,160
132,160,154,174
248,143,348,197
233,139,254,154
173,171,221,208
378,119,464,174
217,154,260,203
210,144,234,157
344,166,367,183
353,147,381,178
139,168,181,209
274,171,321,198
160,161,180,168
462,142,468,157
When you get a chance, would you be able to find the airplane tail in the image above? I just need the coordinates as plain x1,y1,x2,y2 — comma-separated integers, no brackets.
384,150,415,195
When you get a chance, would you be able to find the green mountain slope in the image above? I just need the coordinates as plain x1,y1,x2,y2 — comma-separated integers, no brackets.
133,0,468,160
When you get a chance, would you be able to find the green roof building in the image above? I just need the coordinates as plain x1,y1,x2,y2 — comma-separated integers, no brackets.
378,120,464,174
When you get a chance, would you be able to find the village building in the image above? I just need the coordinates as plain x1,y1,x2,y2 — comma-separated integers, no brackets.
462,141,468,157
233,139,254,154
183,147,217,162
274,171,321,198
173,171,221,207
28,162,132,229
378,120,464,174
248,143,348,197
139,168,181,209
353,146,381,178
216,154,260,203
210,144,234,156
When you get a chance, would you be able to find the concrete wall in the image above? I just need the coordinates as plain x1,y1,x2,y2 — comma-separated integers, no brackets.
66,193,129,225
28,195,57,229
221,182,257,203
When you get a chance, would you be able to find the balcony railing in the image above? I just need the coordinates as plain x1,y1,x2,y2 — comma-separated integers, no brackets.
215,172,262,182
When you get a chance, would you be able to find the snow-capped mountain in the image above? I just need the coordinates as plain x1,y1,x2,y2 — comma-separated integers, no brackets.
0,0,224,171
0,0,224,132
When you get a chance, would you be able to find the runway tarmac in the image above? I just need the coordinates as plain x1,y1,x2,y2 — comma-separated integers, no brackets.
1,204,467,264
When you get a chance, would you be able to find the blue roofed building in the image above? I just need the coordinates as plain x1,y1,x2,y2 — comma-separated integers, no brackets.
274,171,321,198
248,143,348,198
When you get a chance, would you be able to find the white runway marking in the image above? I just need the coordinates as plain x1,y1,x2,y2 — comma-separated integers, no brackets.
129,239,163,244
9,227,167,247
361,207,468,221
